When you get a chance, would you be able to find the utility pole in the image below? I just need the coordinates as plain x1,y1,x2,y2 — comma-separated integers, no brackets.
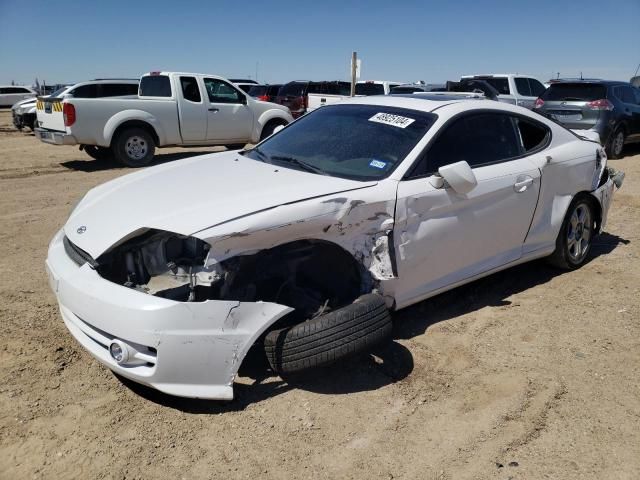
350,51,357,97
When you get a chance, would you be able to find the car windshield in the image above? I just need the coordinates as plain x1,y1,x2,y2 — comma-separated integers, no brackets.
541,83,607,102
356,83,385,95
242,104,436,181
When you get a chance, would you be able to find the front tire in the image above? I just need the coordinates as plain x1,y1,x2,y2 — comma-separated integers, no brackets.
112,128,155,167
547,196,595,270
259,120,287,141
606,128,625,159
264,294,392,375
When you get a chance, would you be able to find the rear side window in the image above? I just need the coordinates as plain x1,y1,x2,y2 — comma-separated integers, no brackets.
72,84,98,98
180,76,201,102
541,83,606,102
415,112,521,176
516,118,549,152
3,87,31,94
356,83,385,95
515,78,532,96
529,79,546,97
278,82,307,97
140,75,172,97
390,86,423,94
478,78,510,95
308,82,327,94
617,86,637,104
267,85,282,95
99,83,139,97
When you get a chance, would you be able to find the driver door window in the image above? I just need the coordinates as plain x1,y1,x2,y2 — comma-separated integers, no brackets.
411,112,521,177
203,78,243,104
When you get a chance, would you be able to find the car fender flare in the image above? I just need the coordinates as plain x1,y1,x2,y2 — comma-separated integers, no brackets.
103,110,166,147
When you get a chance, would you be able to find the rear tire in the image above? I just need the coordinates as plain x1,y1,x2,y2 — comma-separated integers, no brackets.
84,145,111,161
264,293,392,375
112,128,155,167
547,195,595,270
606,128,625,159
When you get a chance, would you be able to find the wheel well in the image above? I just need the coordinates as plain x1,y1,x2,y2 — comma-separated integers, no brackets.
218,239,366,322
111,121,159,148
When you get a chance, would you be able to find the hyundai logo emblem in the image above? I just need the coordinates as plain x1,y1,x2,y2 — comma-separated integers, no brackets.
77,226,87,234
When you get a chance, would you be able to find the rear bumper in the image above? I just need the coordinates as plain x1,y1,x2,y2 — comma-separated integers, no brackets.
35,127,77,145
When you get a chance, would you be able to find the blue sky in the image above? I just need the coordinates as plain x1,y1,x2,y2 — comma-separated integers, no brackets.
1,0,638,86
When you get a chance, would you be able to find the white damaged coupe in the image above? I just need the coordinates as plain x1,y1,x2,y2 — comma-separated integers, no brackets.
46,95,624,400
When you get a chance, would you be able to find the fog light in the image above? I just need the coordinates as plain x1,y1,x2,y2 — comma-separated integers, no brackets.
109,340,130,364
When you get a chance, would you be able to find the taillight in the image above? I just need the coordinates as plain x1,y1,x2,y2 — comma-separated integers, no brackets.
63,103,76,126
587,99,614,111
258,95,269,101
534,98,544,109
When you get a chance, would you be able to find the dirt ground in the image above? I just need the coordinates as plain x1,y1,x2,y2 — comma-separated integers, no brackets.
1,108,639,480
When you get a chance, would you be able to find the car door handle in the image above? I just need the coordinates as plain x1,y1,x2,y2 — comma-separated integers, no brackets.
208,108,219,112
514,176,534,193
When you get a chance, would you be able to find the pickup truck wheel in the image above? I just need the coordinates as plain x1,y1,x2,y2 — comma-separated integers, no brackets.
260,120,287,141
113,128,155,167
84,145,111,161
547,195,595,270
264,293,392,375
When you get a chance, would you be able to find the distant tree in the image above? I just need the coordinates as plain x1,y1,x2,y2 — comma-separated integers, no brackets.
11,80,15,85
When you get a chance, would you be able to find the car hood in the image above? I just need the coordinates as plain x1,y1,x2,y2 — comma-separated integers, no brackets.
65,151,376,258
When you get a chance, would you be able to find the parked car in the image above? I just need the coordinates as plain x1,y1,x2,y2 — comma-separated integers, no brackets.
275,81,351,118
390,83,446,94
46,95,623,400
230,79,259,93
248,84,283,102
13,79,136,131
355,80,403,95
0,85,36,107
34,72,292,166
534,80,640,159
461,74,546,109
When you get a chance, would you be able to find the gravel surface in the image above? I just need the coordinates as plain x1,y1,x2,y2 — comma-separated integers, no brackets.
1,109,639,479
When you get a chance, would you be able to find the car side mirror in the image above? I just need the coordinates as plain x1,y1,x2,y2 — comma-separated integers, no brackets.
239,94,247,105
436,161,478,194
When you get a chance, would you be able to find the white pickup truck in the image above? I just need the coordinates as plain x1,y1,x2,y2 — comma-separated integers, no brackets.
35,72,293,166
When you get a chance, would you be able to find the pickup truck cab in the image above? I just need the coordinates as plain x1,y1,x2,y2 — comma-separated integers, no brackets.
35,72,293,167
460,74,546,109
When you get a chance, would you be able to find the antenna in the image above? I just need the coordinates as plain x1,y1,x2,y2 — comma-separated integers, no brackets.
634,62,640,77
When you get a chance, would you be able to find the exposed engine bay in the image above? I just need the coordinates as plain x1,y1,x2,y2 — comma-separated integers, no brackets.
96,230,364,320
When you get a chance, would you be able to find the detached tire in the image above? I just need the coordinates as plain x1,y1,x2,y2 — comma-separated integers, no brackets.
84,145,111,161
547,195,595,270
264,294,392,375
112,128,155,167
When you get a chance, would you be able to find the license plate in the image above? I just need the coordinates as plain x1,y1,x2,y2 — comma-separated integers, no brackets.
45,102,52,113
552,113,582,122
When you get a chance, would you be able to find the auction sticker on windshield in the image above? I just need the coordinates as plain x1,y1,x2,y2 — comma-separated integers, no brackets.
369,112,415,128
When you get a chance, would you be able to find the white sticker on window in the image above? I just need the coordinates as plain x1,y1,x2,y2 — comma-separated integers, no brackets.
369,112,415,128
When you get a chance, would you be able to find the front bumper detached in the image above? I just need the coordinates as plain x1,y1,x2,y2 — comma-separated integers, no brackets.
45,229,292,400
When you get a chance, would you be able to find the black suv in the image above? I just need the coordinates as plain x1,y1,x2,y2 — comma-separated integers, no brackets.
534,80,640,158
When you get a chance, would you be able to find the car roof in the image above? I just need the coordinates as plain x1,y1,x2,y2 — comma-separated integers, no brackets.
338,94,480,112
